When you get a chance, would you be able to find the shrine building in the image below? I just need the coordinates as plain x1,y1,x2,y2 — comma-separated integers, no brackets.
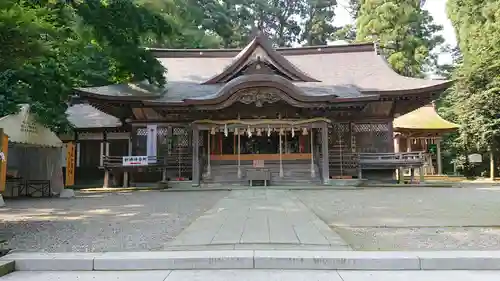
68,33,452,187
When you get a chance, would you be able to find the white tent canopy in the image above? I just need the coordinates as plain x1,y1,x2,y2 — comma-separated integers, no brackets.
0,104,62,147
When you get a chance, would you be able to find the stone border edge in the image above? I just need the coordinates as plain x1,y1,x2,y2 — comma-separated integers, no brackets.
0,260,14,277
3,251,500,271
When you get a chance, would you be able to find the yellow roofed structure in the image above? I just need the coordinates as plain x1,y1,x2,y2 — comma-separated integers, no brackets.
393,103,459,136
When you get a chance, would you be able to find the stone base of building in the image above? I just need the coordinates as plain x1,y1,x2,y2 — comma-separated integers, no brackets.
59,189,75,198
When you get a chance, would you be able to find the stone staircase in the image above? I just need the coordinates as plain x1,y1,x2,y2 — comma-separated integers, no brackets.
201,159,322,186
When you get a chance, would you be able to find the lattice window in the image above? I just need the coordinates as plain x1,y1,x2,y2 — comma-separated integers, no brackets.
167,127,192,179
330,123,351,149
352,123,391,153
158,127,169,136
136,128,147,136
137,127,168,136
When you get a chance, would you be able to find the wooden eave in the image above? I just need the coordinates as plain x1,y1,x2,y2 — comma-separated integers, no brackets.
365,80,453,96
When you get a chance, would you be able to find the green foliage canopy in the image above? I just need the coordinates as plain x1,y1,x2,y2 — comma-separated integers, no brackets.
446,0,500,151
0,0,174,132
356,0,444,77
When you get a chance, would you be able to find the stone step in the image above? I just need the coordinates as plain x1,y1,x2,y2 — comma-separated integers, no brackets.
3,251,500,271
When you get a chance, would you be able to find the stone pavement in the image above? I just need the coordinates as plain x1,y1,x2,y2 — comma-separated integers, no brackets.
166,189,350,250
295,187,500,250
2,270,500,281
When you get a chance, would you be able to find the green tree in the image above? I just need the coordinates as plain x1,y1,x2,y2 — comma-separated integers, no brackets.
446,0,500,177
301,0,338,46
0,0,176,132
333,0,360,42
356,0,444,77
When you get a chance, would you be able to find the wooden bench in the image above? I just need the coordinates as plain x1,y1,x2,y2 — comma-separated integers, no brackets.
245,168,271,186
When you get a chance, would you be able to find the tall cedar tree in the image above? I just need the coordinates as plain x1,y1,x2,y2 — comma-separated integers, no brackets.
355,0,444,77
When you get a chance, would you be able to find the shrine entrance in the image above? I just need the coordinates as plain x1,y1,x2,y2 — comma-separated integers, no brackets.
191,118,331,185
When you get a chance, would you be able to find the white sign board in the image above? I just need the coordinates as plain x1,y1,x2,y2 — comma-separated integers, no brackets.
468,153,482,163
146,124,157,164
123,156,149,166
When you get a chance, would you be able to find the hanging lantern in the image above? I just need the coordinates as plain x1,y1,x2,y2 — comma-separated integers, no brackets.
267,125,272,137
302,127,308,135
210,127,216,135
291,127,295,138
247,128,252,138
224,124,228,137
256,128,262,136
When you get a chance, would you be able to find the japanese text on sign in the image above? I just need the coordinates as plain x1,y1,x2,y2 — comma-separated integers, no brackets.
122,156,149,166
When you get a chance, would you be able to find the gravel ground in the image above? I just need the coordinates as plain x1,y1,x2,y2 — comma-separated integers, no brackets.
294,187,500,250
0,190,228,252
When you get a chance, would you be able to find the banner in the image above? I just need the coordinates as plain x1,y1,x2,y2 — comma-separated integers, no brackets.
146,124,157,163
0,133,8,192
65,142,75,187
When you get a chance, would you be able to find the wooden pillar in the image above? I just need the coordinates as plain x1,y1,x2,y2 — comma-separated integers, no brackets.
279,128,284,177
394,135,401,153
129,127,139,187
436,138,443,175
123,133,132,188
419,152,425,184
393,134,400,181
310,128,315,178
406,137,413,183
207,130,211,178
102,131,109,188
237,129,242,178
321,123,329,184
192,125,200,186
388,121,394,152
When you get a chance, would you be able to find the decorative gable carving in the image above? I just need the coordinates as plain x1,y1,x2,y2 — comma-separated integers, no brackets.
202,33,319,84
238,88,281,107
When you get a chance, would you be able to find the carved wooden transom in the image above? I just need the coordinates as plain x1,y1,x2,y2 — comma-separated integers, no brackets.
237,88,281,107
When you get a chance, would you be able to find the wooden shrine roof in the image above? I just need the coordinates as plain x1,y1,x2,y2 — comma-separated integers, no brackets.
393,103,459,133
67,104,121,129
75,33,452,106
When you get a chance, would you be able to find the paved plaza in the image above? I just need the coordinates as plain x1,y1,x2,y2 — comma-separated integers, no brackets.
1,186,500,252
2,270,500,281
295,187,500,250
166,189,349,250
0,190,229,252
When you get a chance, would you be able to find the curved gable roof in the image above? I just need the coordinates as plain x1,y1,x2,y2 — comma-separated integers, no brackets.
202,32,319,84
153,42,451,94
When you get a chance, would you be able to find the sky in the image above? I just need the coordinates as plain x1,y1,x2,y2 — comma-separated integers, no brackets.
333,0,457,64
